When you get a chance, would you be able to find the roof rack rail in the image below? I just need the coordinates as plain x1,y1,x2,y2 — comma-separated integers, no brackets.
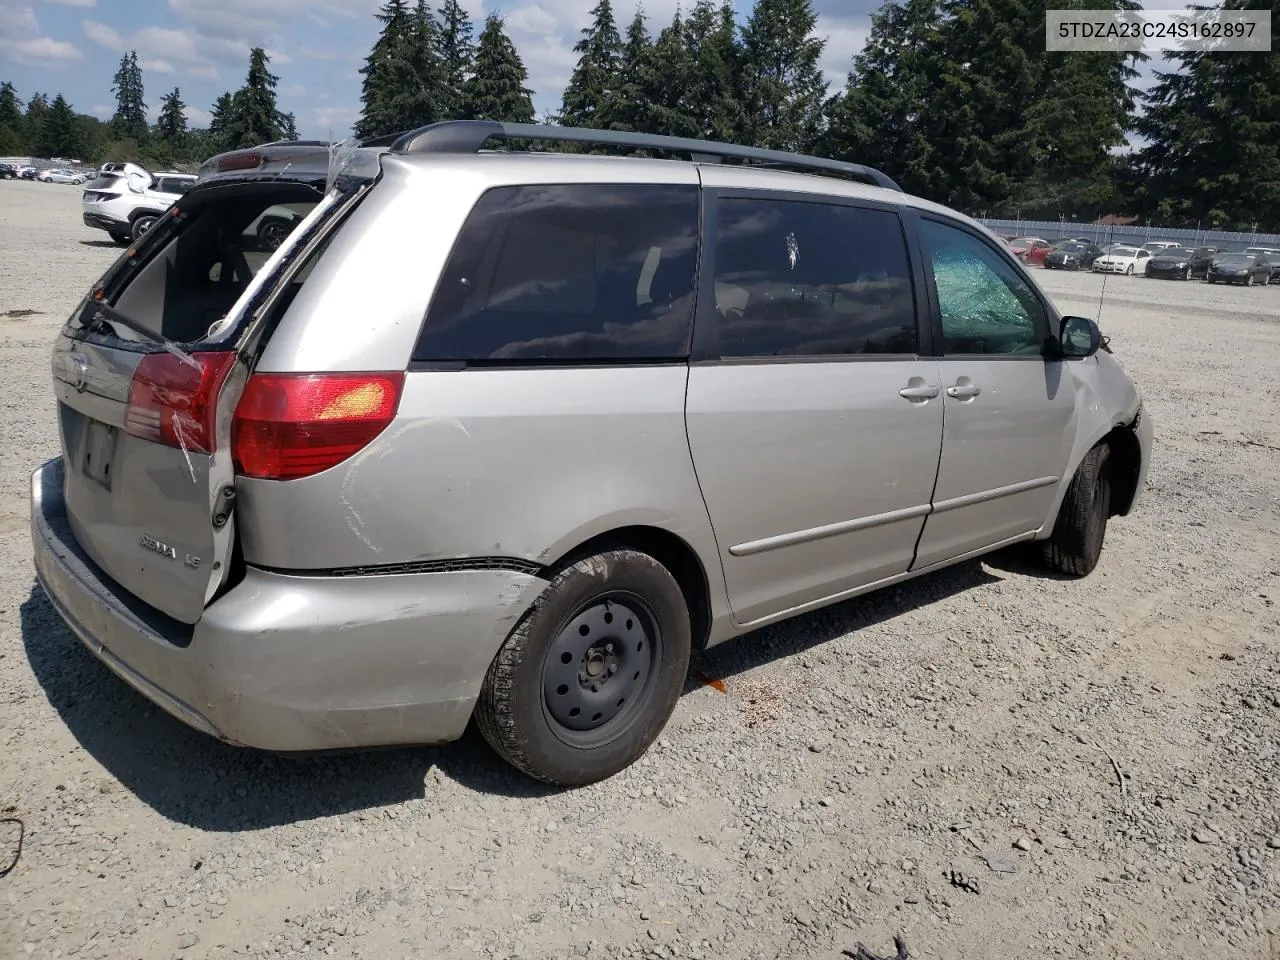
387,120,903,192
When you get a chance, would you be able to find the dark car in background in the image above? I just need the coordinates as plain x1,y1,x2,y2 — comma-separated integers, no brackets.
1187,246,1224,280
1044,241,1104,271
1146,248,1195,280
1244,247,1280,282
0,162,17,179
1207,252,1272,285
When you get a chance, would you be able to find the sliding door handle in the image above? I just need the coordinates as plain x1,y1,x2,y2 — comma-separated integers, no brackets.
899,384,941,400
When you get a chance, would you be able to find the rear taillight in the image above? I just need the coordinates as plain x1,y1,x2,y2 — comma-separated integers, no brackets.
124,351,237,454
231,373,404,481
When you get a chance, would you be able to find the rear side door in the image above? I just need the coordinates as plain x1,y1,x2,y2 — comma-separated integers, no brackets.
685,186,944,625
50,179,349,624
910,215,1077,569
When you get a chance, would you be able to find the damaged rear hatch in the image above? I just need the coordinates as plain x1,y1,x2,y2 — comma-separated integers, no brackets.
51,155,377,623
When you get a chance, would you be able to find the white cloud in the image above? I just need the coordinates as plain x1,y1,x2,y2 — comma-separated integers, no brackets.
0,4,81,63
80,18,119,47
312,104,358,138
140,57,175,74
45,0,96,7
816,14,871,91
187,105,213,126
89,103,111,119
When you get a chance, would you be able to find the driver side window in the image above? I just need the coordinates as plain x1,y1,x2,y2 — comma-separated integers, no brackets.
921,218,1047,356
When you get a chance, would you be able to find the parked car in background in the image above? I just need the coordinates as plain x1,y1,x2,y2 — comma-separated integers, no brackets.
17,165,38,180
1187,246,1224,280
1093,245,1152,275
1207,252,1272,285
37,168,87,184
0,162,18,179
1044,241,1104,271
1243,247,1280,280
82,166,197,244
1145,248,1196,280
1008,237,1053,265
31,121,1152,788
1141,241,1183,254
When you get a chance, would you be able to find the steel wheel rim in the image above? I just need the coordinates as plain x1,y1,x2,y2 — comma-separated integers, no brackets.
541,593,662,748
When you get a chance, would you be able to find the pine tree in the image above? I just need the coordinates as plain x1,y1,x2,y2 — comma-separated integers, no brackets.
822,0,939,196
155,88,188,146
740,0,828,151
24,92,49,151
355,0,446,139
560,0,624,128
1132,0,1280,230
0,81,24,153
280,112,299,140
599,8,651,132
356,0,414,138
111,51,148,143
641,11,700,137
207,91,233,152
400,0,448,126
223,48,286,149
463,14,535,122
37,94,85,158
437,0,476,119
684,0,745,142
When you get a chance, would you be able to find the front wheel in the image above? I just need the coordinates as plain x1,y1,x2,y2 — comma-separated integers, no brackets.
1245,274,1254,286
1042,443,1112,577
1184,267,1192,280
108,231,131,246
476,549,692,787
1126,264,1134,275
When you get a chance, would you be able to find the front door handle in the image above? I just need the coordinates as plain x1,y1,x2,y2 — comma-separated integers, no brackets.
946,382,981,399
899,384,941,400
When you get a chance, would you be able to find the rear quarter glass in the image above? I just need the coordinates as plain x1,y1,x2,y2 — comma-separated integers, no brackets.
414,182,701,363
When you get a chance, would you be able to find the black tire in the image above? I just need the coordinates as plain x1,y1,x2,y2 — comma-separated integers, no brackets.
131,214,159,241
1245,274,1254,287
1126,264,1134,275
1042,443,1111,577
108,231,131,246
476,549,692,787
1184,267,1191,280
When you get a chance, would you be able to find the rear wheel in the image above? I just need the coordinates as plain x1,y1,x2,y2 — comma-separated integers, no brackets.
1042,443,1111,577
108,231,131,246
476,549,692,787
130,214,159,241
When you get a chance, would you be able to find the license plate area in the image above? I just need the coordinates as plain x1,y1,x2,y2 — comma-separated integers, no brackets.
82,419,117,490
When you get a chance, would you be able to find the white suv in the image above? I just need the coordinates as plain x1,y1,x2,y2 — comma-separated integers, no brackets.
82,165,197,245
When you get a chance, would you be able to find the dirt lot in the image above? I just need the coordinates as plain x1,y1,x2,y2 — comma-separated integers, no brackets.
1,178,1278,960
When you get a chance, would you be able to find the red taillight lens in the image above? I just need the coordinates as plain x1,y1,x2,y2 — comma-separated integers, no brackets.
231,373,404,481
217,151,262,172
124,351,237,454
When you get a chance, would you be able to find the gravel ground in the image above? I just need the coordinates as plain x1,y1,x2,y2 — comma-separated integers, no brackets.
1,178,1278,960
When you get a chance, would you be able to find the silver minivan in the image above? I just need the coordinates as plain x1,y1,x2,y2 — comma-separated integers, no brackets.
31,122,1153,786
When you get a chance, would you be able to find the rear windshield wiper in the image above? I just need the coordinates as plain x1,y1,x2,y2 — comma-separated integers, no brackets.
71,304,200,369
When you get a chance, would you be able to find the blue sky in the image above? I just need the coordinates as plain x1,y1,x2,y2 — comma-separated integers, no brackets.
0,0,1167,140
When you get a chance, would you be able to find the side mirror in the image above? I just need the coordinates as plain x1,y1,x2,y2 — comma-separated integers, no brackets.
1059,315,1101,358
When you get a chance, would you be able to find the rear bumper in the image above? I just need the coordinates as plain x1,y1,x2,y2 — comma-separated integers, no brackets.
83,211,127,233
30,458,549,752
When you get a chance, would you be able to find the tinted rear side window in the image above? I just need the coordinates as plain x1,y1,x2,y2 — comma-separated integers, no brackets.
414,183,699,362
712,197,917,358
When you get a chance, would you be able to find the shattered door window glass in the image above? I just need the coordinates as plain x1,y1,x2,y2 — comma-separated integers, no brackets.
921,219,1046,356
